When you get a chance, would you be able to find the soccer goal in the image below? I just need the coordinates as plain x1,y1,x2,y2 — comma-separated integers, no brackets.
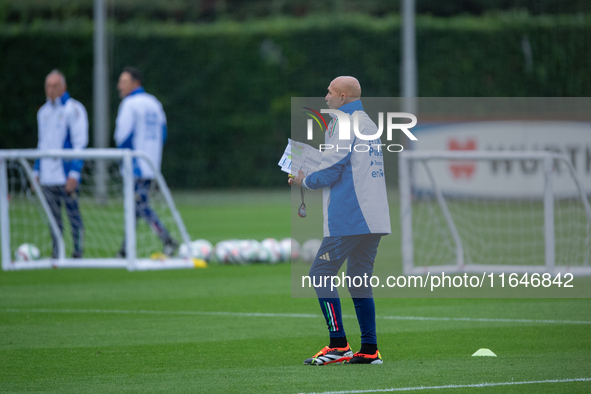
0,149,194,271
399,150,591,276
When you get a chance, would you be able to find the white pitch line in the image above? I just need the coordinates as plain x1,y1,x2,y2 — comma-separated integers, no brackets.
377,315,591,325
2,308,591,325
299,378,591,394
1,308,319,319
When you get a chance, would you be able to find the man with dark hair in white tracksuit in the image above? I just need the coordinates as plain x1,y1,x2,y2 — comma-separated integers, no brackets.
114,67,178,258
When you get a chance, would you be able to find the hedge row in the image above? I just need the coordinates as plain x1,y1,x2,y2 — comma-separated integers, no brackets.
1,14,590,188
2,0,590,23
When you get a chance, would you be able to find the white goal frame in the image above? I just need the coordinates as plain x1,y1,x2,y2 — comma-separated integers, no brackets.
399,150,591,276
0,148,194,271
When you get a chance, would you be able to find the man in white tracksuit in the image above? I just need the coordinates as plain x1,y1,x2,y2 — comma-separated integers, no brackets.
34,70,88,258
114,67,178,257
290,76,391,365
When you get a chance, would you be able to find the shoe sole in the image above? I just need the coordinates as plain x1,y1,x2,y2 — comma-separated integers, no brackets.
345,358,383,364
322,356,352,365
304,352,353,366
304,356,352,365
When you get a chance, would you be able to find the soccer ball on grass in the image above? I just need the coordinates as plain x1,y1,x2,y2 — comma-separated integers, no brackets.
14,243,40,262
178,239,213,261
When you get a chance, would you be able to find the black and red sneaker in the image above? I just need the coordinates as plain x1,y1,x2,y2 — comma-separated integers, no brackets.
303,345,353,365
346,350,383,364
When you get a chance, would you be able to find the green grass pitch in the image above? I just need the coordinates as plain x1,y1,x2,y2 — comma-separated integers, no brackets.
1,190,590,393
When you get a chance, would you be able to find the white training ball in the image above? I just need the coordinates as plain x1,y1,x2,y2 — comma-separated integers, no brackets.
215,240,242,264
260,238,281,264
227,239,245,264
178,239,213,261
191,239,213,261
301,239,322,263
239,240,260,263
279,238,300,262
257,244,270,263
14,243,40,262
214,240,231,264
178,243,191,258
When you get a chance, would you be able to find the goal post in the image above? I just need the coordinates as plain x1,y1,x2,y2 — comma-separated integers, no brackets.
399,150,591,276
0,148,194,271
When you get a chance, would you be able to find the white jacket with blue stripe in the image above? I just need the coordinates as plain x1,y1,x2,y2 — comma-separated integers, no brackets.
34,91,89,186
302,100,391,237
114,87,167,180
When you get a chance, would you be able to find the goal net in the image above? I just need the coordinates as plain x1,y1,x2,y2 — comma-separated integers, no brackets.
0,149,194,270
399,150,591,276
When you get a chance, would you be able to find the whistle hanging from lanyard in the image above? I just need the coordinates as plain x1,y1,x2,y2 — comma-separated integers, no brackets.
298,187,306,218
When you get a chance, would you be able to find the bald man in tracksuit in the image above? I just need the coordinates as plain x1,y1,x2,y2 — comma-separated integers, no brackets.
291,76,391,365
34,70,88,258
